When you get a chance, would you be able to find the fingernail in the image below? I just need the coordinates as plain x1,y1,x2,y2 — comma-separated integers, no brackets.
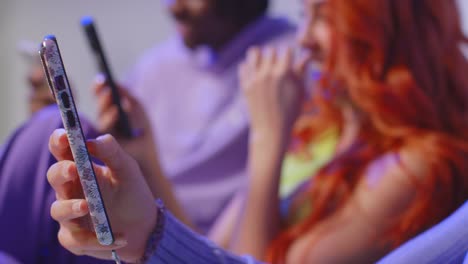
54,129,67,146
57,129,66,136
95,74,106,84
72,200,82,213
96,134,110,141
114,239,127,246
55,129,66,140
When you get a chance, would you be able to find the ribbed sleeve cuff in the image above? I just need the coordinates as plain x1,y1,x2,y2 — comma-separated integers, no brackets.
143,202,261,264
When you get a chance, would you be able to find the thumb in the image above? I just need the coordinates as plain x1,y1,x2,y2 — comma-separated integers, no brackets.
87,134,133,175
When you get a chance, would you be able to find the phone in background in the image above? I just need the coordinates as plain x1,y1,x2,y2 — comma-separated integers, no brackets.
39,35,115,246
81,16,133,138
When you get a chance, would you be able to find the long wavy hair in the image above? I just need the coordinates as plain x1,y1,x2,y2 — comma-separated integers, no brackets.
267,0,468,262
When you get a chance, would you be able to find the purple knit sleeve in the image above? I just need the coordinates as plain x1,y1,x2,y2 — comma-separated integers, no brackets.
140,201,264,264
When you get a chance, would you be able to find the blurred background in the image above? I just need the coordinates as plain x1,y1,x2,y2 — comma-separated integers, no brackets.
0,0,466,142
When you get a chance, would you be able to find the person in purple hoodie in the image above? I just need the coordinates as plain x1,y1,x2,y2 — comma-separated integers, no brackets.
0,106,111,264
94,0,294,235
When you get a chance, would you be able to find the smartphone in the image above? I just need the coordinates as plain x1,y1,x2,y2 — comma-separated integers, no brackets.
81,16,132,138
39,35,115,246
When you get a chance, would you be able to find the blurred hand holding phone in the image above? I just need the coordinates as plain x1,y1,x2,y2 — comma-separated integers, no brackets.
81,16,133,138
81,17,162,180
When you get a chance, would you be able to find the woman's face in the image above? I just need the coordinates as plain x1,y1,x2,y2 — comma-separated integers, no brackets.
298,0,332,68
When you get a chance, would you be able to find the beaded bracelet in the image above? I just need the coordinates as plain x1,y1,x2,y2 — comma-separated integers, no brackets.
137,199,166,264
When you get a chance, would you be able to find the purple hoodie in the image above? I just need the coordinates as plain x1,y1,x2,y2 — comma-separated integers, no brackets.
0,106,111,264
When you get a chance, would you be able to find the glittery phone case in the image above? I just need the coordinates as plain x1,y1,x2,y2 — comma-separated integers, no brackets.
39,35,114,246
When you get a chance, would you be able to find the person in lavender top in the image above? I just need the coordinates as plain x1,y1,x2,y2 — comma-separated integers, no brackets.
94,0,294,234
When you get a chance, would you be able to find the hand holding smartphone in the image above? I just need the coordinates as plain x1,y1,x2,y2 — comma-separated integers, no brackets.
81,16,133,138
39,35,121,263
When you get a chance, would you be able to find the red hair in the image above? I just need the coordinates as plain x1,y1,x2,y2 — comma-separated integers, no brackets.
267,0,468,262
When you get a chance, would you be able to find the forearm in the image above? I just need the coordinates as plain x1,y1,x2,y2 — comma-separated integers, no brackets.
231,133,286,259
138,150,196,231
208,191,245,249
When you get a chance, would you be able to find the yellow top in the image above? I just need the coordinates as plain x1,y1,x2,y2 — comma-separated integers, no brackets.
279,129,338,226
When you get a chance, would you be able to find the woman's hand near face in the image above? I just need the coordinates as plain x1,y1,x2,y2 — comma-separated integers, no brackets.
233,47,309,258
240,46,308,151
47,129,157,263
239,46,310,184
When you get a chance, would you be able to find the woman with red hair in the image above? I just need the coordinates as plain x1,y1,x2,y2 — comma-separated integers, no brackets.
235,0,468,262
46,0,467,263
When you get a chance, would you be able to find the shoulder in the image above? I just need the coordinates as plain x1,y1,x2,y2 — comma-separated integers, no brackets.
0,106,62,169
123,36,190,90
364,142,434,189
353,136,461,222
364,133,466,191
131,36,188,72
18,105,63,141
0,106,98,171
353,145,434,220
21,105,98,143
